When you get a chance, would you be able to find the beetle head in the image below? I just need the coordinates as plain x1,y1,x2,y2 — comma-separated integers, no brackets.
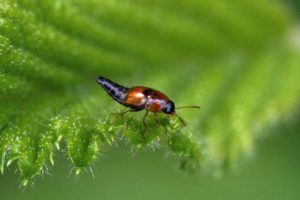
163,101,175,114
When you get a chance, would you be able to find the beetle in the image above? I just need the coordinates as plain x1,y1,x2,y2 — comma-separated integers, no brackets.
96,76,200,126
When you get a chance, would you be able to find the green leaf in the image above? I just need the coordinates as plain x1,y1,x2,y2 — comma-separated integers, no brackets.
0,0,299,186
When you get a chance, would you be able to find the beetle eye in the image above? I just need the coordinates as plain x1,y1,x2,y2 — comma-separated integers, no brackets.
164,105,171,113
163,101,175,114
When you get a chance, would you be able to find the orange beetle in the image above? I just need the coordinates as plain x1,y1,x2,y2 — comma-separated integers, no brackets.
96,76,200,126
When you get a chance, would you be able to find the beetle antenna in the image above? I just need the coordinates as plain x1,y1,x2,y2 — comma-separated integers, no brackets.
174,106,200,126
176,105,201,109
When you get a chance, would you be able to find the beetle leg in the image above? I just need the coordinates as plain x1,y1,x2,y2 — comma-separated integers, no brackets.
143,110,149,127
119,108,131,115
119,108,141,115
174,114,186,127
153,113,163,127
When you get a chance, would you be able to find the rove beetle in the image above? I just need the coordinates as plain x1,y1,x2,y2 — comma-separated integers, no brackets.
96,76,200,126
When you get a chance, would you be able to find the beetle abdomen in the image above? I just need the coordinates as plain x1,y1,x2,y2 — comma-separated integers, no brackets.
96,76,129,105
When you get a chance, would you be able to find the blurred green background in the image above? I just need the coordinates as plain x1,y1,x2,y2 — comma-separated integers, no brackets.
1,0,300,199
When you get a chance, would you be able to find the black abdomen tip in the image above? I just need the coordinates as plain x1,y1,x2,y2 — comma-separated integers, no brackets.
96,76,105,85
96,76,129,105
